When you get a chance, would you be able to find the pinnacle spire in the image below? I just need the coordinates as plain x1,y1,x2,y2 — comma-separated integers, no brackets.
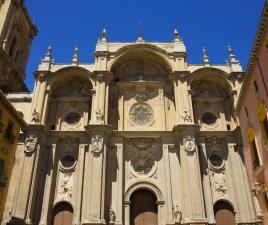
72,46,79,65
42,45,52,63
101,28,107,41
173,28,181,41
228,45,239,63
202,47,210,66
137,32,144,42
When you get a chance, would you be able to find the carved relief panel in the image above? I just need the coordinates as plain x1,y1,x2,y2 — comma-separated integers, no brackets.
205,137,230,202
125,138,160,181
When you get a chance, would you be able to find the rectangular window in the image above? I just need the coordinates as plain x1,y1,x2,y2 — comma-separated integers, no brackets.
4,120,15,143
250,138,261,170
253,80,259,94
245,107,249,117
257,104,268,144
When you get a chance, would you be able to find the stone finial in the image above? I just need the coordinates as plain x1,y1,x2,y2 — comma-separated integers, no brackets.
228,45,239,63
42,45,52,63
173,28,181,42
202,47,210,66
101,28,107,41
137,33,144,42
72,46,79,65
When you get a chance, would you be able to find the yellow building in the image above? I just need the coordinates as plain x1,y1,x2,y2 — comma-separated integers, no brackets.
0,90,27,220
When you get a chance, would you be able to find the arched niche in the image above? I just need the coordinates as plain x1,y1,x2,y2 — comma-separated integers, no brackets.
47,67,94,131
190,68,236,131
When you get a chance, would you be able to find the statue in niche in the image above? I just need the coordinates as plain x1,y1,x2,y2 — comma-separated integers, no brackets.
95,109,104,124
31,109,40,124
109,207,116,224
173,205,182,224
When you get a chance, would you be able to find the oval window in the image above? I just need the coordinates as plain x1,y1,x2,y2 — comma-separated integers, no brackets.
65,112,80,125
60,155,76,168
209,154,223,168
202,112,217,125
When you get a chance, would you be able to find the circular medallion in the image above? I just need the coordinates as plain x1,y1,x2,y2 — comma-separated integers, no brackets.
129,103,154,126
130,152,156,176
201,112,217,125
64,112,81,125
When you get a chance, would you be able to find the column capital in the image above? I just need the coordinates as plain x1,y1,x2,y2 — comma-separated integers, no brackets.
93,71,113,82
33,71,51,83
172,124,200,137
169,71,190,80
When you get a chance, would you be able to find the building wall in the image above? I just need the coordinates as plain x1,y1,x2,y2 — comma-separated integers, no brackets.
0,92,25,221
237,3,268,224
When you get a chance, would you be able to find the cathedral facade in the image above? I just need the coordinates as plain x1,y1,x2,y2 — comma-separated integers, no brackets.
2,30,262,225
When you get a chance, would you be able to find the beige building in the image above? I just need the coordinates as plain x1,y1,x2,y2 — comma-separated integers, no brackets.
1,30,262,225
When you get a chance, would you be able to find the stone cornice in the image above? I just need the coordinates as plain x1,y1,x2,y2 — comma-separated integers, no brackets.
236,1,268,113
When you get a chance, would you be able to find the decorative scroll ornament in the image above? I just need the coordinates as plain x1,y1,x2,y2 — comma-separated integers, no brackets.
95,109,104,124
24,135,38,155
90,135,104,156
184,135,196,154
31,109,41,124
180,110,192,123
173,205,182,224
129,103,154,126
109,207,116,224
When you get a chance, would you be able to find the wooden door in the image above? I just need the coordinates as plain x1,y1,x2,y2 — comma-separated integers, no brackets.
130,189,158,225
52,203,73,225
214,201,236,225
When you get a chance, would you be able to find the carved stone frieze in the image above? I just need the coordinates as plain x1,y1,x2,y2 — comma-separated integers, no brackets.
211,171,227,197
24,135,38,156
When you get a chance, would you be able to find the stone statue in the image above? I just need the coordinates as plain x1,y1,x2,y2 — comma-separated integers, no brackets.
109,207,116,224
24,135,38,155
181,110,192,123
95,109,104,124
31,109,40,124
173,205,182,224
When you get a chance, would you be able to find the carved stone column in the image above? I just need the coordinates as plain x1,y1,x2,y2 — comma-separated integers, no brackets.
73,141,87,225
92,72,112,125
82,125,111,225
112,141,124,225
173,125,206,225
10,125,47,224
171,72,194,125
31,72,49,125
39,142,57,225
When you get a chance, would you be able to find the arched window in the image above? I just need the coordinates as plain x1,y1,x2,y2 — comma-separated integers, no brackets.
52,203,73,225
214,201,236,225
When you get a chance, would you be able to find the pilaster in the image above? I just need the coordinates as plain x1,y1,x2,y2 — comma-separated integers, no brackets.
173,124,206,224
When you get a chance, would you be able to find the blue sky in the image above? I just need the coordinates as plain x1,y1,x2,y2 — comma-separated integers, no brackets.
25,0,264,91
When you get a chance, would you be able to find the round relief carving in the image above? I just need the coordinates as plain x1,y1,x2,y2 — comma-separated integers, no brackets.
201,112,217,125
129,103,154,126
130,152,156,177
59,155,77,172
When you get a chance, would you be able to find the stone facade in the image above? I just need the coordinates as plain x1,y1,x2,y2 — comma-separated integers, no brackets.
0,0,37,93
1,30,261,225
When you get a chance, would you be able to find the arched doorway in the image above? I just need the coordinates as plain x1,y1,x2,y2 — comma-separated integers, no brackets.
52,203,73,225
130,189,158,225
214,201,236,225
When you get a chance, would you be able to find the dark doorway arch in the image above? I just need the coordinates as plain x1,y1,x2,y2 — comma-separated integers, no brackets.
214,201,236,225
130,189,158,225
52,202,73,225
